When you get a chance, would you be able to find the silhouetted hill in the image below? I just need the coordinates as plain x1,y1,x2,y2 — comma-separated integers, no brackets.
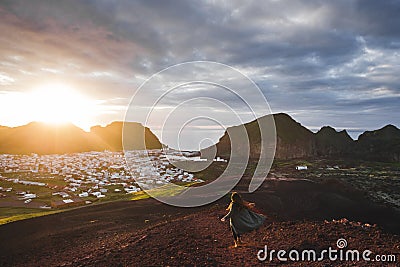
201,113,316,160
0,115,399,161
201,113,400,162
201,113,315,159
274,113,316,158
0,122,94,154
315,126,353,157
0,121,162,154
355,125,400,162
91,121,162,151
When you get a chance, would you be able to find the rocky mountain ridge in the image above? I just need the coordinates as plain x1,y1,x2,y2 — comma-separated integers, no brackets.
0,121,162,154
201,113,400,162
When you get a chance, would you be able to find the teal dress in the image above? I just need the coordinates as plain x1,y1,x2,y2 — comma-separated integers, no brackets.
223,203,266,235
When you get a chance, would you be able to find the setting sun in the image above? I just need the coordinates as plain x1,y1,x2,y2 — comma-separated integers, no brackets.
30,84,80,123
28,83,97,129
0,83,102,131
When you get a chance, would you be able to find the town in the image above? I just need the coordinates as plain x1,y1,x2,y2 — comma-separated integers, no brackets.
0,150,204,209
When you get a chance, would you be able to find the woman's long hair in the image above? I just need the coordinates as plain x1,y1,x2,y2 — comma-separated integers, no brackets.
226,192,246,211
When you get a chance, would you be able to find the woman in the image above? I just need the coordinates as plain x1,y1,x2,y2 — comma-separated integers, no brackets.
221,192,266,247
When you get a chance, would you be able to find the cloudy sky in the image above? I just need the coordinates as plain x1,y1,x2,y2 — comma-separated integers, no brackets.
0,0,399,149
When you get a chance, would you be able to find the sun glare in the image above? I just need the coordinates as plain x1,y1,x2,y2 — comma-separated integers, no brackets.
28,84,96,130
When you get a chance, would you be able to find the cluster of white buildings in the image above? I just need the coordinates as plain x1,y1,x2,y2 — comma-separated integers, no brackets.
0,150,204,205
125,150,205,190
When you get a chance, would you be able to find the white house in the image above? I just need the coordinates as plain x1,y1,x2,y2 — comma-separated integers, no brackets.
79,192,89,197
23,193,37,199
296,166,308,170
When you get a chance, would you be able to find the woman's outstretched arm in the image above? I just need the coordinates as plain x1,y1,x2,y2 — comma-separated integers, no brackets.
221,207,232,222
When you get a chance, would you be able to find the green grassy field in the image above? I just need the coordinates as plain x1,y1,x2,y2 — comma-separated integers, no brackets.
0,207,62,225
130,183,195,201
0,179,62,205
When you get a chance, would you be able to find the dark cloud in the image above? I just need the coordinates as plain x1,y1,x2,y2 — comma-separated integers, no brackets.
0,0,399,143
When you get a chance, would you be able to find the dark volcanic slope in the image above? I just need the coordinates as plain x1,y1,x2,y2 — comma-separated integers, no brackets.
0,179,399,266
0,198,206,266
